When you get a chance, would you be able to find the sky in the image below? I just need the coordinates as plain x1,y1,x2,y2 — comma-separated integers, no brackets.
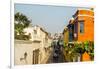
14,4,90,34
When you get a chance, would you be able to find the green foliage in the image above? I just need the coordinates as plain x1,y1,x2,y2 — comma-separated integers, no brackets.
64,41,94,62
84,41,89,51
63,42,67,48
15,34,30,40
74,46,84,54
90,8,94,11
15,12,31,28
14,12,31,40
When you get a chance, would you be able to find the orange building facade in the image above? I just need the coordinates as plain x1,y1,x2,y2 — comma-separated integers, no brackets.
72,9,94,42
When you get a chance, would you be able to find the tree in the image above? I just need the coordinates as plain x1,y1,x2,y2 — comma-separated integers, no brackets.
90,8,94,11
14,12,31,39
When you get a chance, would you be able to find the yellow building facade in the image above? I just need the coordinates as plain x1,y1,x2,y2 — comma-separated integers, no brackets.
63,27,69,46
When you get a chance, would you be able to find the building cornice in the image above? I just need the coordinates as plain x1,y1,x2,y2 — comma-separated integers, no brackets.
74,15,94,20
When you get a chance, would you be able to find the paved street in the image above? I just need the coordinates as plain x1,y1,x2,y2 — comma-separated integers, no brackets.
46,46,65,63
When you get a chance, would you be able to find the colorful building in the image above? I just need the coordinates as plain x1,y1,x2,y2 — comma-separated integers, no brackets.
63,27,69,46
67,18,74,42
62,8,94,62
67,9,94,42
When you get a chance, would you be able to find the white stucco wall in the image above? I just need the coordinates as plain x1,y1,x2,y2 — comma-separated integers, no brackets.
14,40,41,65
14,39,52,65
15,25,53,65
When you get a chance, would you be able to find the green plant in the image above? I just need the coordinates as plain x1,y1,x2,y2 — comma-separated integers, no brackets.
15,34,30,40
14,12,31,39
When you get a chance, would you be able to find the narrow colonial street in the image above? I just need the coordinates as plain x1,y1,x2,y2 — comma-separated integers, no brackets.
14,4,94,65
46,44,65,63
